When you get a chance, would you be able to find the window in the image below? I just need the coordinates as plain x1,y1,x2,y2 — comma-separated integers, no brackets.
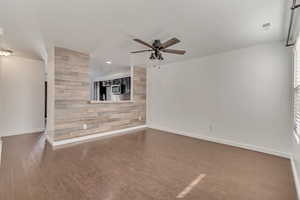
294,37,300,144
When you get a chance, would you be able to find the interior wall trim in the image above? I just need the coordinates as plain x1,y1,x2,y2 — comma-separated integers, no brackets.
46,125,147,147
2,128,45,137
148,124,291,158
291,157,300,200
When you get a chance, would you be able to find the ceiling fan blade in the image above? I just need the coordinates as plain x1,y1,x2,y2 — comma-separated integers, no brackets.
161,38,180,49
133,39,154,49
130,49,153,53
162,49,186,55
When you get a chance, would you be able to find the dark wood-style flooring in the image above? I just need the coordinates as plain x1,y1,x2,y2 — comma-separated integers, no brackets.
0,129,297,200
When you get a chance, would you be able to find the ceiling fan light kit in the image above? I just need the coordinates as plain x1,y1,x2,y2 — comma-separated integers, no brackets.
131,37,186,62
149,53,156,60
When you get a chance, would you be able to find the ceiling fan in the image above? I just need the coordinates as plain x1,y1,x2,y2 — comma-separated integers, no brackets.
131,37,186,60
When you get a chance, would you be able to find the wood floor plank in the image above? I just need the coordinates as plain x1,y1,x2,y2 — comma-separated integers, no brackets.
0,129,297,200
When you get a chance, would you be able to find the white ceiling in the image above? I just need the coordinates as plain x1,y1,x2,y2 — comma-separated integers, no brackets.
0,0,291,68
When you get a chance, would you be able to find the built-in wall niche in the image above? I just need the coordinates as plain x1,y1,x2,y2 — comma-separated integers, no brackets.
90,66,132,103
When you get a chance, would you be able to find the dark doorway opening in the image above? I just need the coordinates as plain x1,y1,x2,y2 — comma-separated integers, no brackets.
44,81,47,127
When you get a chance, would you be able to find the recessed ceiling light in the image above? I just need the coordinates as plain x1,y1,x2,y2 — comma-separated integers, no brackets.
106,61,112,64
262,22,271,30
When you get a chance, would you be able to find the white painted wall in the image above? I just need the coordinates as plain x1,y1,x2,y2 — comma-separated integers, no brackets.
0,57,2,163
0,57,3,137
0,56,45,136
147,42,293,156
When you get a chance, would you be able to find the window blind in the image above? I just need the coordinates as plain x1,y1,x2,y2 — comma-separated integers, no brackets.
294,38,300,143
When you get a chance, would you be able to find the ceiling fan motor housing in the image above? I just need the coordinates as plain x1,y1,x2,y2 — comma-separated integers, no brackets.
153,40,161,49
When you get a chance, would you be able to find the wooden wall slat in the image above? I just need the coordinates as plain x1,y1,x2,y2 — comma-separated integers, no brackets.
53,47,146,141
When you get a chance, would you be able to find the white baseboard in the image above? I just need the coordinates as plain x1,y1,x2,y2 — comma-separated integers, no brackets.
46,125,147,147
46,134,54,146
148,124,290,158
2,128,45,137
291,157,300,200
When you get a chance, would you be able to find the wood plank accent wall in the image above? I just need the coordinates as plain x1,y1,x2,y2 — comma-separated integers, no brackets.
53,47,146,141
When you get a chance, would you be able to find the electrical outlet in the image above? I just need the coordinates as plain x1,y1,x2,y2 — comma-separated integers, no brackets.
83,124,87,130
